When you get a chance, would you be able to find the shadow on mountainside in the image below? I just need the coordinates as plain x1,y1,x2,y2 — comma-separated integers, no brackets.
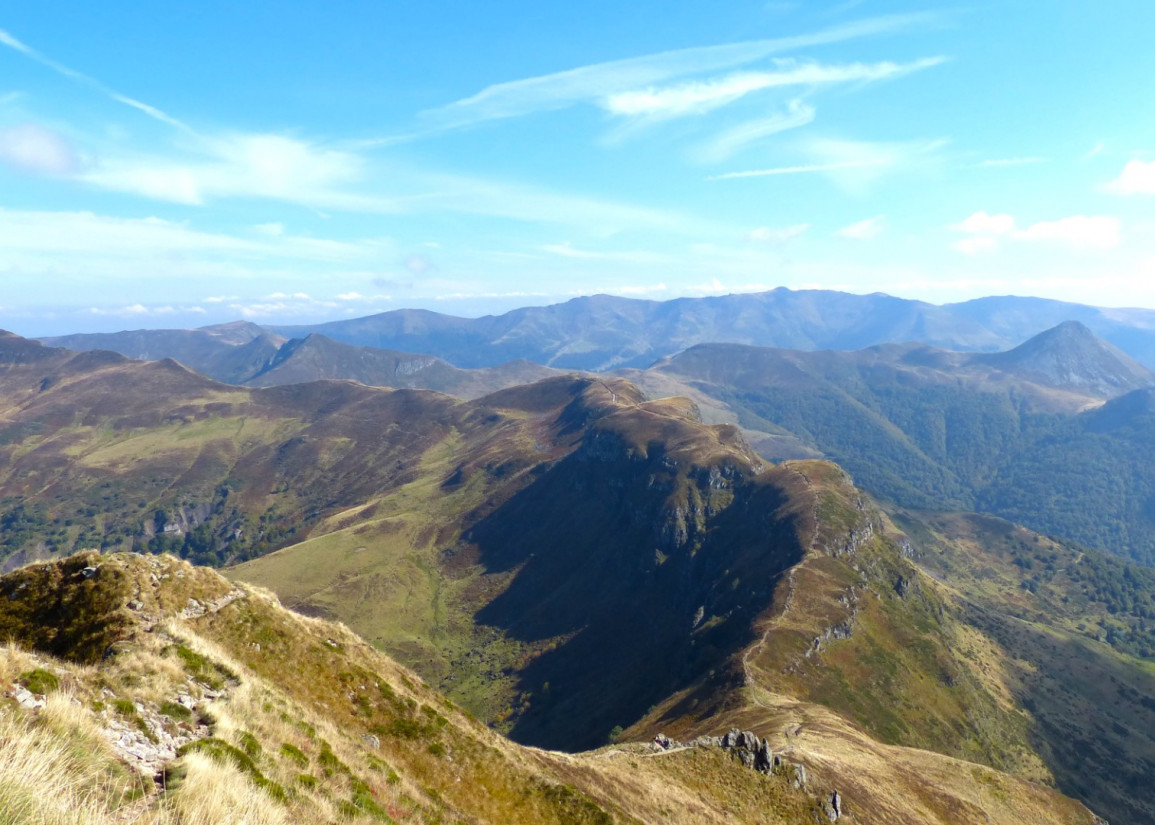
465,432,806,751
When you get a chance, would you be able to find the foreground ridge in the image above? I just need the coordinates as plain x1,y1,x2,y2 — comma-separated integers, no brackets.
0,550,1104,824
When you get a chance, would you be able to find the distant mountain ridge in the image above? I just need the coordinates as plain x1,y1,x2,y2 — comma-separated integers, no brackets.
41,326,562,399
270,290,1155,370
40,287,1155,372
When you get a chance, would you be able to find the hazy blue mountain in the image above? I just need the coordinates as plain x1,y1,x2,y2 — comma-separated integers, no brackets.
42,327,562,399
41,288,1155,373
272,290,1155,370
974,319,1154,396
245,333,562,397
42,322,284,385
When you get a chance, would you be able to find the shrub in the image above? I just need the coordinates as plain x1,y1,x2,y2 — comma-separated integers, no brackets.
19,668,60,695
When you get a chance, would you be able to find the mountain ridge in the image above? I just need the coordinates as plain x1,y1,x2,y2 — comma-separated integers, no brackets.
37,287,1155,372
0,549,1105,825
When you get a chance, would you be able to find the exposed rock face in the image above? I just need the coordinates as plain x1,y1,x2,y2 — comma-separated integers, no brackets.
651,727,828,799
8,683,46,710
103,706,212,779
824,790,842,821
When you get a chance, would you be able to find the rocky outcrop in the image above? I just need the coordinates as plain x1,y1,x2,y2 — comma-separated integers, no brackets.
651,727,837,807
823,790,842,822
648,728,844,818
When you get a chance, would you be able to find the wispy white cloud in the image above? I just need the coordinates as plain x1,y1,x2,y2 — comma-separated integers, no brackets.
1018,216,1121,248
951,236,998,255
89,303,201,317
951,210,1121,252
835,215,884,239
602,57,943,120
1106,160,1155,195
539,242,670,263
0,27,192,132
407,171,715,233
953,211,1016,235
696,101,814,162
975,156,1047,168
708,159,883,181
609,283,669,295
708,137,946,190
0,208,393,265
75,128,709,233
746,223,810,243
81,133,373,208
0,123,80,176
417,13,943,131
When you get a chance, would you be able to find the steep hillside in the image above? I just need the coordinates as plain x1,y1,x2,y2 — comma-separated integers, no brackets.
615,468,1155,825
232,422,1139,822
0,552,1103,825
978,387,1155,565
889,509,1155,825
628,324,1155,563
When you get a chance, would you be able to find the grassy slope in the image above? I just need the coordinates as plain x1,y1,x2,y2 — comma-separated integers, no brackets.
0,336,588,570
644,343,1090,512
892,509,1155,825
611,462,1155,824
234,388,800,750
0,551,898,825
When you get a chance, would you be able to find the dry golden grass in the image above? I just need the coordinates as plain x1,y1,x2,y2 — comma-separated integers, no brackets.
0,550,1107,825
159,753,289,825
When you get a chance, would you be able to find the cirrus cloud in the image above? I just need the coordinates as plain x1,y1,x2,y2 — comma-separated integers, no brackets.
602,57,944,120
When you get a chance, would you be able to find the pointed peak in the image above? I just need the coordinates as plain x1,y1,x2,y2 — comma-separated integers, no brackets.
981,321,1153,396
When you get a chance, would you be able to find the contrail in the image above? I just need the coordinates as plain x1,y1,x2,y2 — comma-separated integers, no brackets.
0,27,194,133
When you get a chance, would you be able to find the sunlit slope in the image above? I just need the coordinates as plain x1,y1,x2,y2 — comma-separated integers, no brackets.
0,332,590,569
0,551,1101,825
892,509,1155,825
0,551,840,825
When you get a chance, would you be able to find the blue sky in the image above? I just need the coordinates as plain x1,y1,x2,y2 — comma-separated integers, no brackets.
2,1,1154,335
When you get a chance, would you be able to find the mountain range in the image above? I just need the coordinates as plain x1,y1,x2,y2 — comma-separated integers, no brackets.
3,328,1155,822
42,287,1155,371
41,298,1155,565
10,289,1155,823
